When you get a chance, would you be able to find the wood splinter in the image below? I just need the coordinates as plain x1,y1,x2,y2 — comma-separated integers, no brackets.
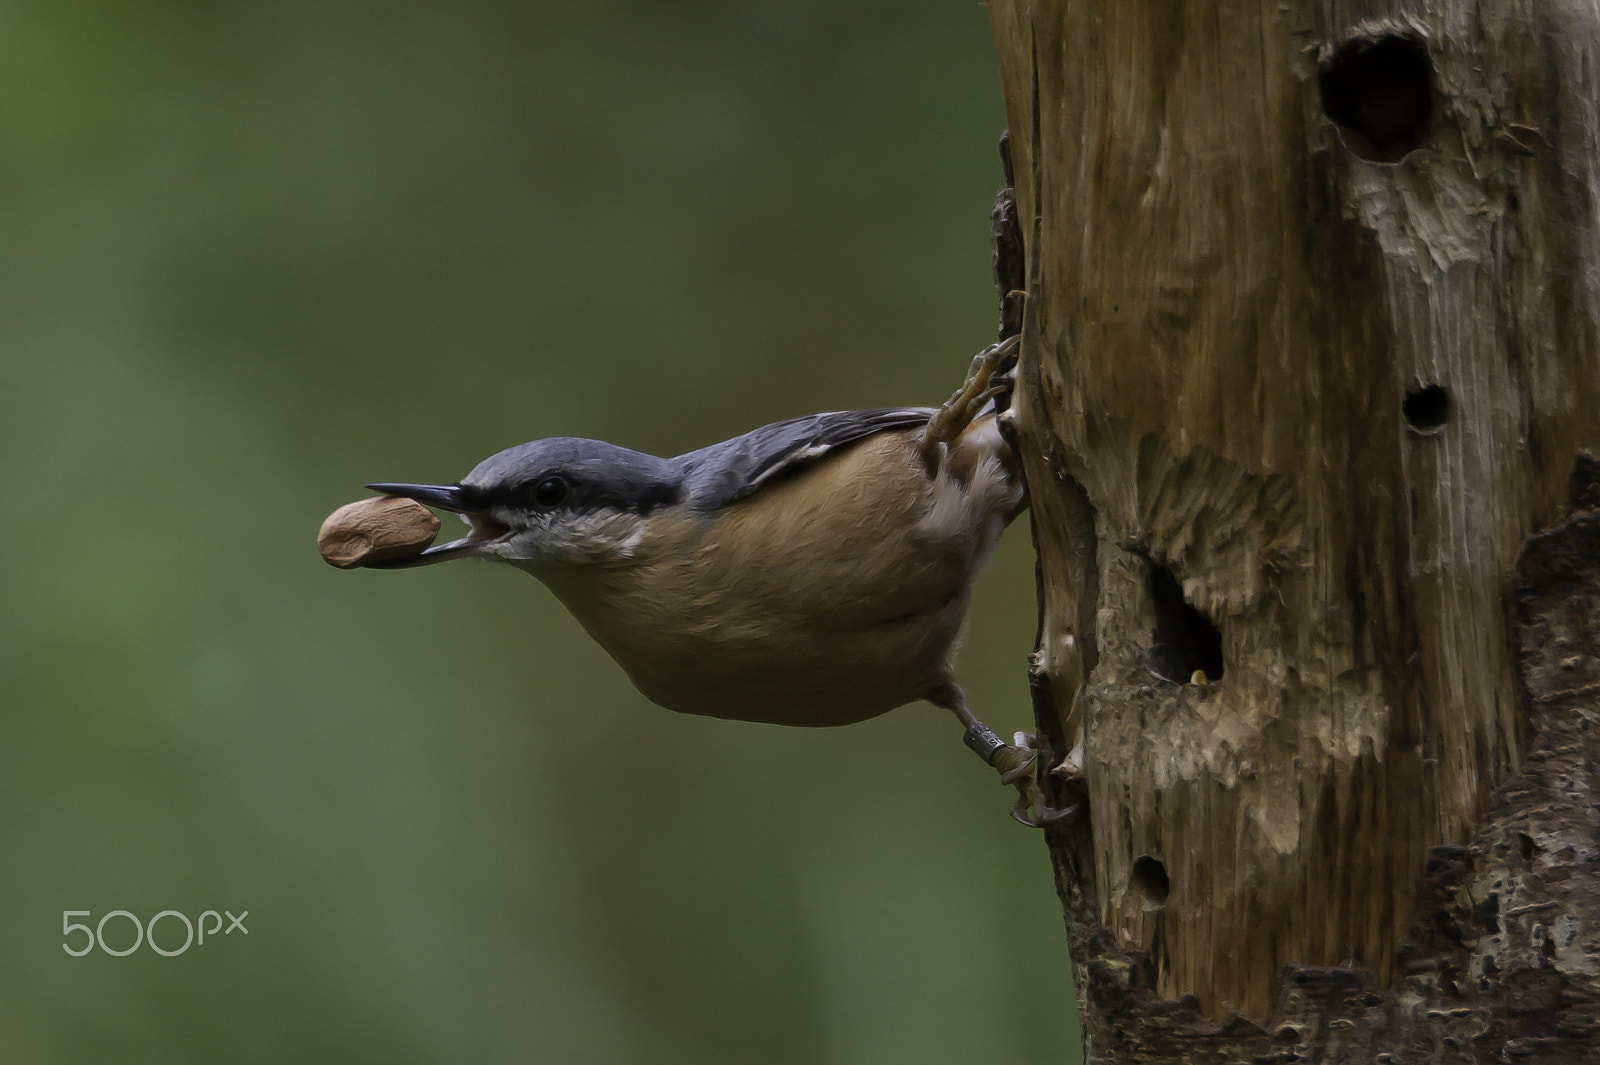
318,496,440,569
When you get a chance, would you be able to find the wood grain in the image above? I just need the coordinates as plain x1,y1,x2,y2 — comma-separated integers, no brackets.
989,0,1600,1037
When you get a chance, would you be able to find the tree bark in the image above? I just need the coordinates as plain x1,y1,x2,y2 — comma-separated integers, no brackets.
987,2,1600,1060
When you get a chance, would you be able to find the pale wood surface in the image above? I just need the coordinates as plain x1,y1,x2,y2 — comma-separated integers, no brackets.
988,0,1600,1053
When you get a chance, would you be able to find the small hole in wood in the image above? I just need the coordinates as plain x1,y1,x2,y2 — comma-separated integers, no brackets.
1145,563,1224,684
1131,855,1170,906
1402,384,1450,432
1478,892,1501,935
1518,832,1538,861
1319,35,1433,162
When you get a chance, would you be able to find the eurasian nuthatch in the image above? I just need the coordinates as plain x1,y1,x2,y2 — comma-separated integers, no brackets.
366,337,1066,824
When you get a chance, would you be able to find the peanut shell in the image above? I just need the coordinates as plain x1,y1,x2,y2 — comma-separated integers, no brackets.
318,496,441,569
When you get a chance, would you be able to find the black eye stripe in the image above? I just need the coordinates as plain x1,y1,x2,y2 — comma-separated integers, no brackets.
453,483,495,509
533,476,568,506
463,469,681,515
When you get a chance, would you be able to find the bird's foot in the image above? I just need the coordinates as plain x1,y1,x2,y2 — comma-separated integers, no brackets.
922,335,1020,463
961,720,1080,829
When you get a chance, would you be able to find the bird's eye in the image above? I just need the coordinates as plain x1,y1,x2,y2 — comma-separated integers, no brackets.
533,476,568,507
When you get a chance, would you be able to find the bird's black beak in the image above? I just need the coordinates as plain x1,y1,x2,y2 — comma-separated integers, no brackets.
366,482,479,514
362,482,510,568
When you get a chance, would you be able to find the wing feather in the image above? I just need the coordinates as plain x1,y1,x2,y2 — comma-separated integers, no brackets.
677,407,933,510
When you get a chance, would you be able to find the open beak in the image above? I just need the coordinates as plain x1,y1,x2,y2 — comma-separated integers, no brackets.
362,482,512,568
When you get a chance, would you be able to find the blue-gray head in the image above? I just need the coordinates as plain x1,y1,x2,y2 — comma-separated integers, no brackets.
370,437,683,569
367,408,934,570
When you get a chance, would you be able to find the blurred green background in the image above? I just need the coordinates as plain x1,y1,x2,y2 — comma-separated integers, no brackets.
0,2,1080,1062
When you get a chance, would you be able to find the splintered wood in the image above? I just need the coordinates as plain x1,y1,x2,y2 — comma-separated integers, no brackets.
988,0,1600,1045
318,496,440,568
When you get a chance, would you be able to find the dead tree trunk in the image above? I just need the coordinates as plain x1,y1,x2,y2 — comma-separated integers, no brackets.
987,1,1600,1060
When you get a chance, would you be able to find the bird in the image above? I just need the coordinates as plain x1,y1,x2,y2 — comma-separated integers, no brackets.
363,337,1068,824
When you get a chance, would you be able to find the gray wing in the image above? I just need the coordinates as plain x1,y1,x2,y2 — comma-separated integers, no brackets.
677,406,934,510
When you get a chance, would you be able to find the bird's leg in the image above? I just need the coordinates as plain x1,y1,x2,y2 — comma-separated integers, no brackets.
928,682,1078,828
920,335,1020,467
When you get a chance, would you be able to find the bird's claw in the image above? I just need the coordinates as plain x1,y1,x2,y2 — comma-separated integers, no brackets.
996,742,1080,828
1008,778,1080,828
960,720,1079,829
922,336,1021,462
